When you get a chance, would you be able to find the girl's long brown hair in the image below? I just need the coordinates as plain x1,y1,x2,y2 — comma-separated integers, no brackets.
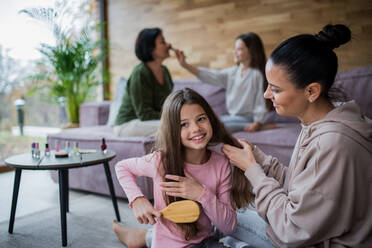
155,88,254,240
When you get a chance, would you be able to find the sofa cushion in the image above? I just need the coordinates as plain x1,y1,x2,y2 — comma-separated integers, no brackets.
80,101,111,127
173,79,228,116
333,65,372,118
106,77,127,126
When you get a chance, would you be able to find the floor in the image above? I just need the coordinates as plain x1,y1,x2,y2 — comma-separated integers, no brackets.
0,170,89,223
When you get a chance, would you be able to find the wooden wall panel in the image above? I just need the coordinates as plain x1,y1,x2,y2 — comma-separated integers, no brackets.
108,0,372,96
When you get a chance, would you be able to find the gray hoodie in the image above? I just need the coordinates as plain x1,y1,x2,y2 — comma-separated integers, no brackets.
245,101,372,247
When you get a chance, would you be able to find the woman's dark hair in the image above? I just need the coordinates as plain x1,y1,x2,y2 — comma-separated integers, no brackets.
269,24,351,100
135,28,162,62
155,88,254,241
237,33,273,110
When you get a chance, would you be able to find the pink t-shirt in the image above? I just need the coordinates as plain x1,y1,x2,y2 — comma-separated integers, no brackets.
115,150,237,248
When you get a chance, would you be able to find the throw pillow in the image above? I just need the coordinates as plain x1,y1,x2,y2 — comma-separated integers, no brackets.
106,77,127,126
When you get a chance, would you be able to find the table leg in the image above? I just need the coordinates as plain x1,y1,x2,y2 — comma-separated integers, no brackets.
59,169,68,247
8,168,22,233
103,161,121,222
66,169,69,212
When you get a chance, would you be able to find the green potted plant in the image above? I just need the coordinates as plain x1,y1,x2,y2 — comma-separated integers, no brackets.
21,3,104,127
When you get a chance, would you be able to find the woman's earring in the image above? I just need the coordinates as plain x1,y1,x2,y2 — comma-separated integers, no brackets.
309,98,313,103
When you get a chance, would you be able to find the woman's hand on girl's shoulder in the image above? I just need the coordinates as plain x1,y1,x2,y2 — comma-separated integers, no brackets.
222,139,256,171
132,196,161,225
159,173,204,201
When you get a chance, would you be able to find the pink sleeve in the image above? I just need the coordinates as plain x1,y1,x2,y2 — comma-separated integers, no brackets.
115,152,159,205
197,160,237,234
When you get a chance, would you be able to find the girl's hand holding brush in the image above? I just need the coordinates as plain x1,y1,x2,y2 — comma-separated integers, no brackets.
131,196,161,225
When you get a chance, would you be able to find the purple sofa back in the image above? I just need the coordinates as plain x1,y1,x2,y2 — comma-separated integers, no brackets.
333,65,372,119
173,79,228,116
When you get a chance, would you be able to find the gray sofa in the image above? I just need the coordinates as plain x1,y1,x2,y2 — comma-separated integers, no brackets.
47,65,372,200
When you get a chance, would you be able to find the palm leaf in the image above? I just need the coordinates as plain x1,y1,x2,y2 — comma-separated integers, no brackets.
20,2,104,124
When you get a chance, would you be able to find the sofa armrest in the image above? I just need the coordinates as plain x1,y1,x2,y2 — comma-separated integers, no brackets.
80,101,111,127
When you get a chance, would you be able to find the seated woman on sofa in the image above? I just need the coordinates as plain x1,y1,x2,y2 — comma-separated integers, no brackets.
175,32,274,132
114,27,173,137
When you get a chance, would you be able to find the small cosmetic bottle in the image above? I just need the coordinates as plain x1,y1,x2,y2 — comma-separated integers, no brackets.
45,143,50,157
65,141,71,155
31,142,36,158
73,141,79,155
55,140,60,152
35,142,41,159
101,138,107,154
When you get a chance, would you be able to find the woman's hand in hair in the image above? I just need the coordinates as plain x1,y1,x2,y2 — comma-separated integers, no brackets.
132,196,161,225
222,139,256,171
159,172,204,201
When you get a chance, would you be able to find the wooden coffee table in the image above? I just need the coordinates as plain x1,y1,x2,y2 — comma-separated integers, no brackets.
5,150,121,247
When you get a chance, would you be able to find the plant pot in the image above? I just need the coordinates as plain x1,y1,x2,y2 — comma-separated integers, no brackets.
61,123,80,129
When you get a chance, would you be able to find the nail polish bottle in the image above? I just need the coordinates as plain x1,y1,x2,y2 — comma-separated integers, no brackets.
101,138,107,154
45,143,50,157
65,141,71,155
31,142,36,158
73,141,79,155
55,140,60,152
35,142,41,159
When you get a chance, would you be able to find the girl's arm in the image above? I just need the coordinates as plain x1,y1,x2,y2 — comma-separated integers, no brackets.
115,153,161,225
115,153,158,205
196,162,237,235
197,67,231,88
175,48,230,88
175,49,200,76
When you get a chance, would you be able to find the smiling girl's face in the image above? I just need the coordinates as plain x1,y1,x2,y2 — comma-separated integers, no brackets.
264,59,308,117
180,104,213,153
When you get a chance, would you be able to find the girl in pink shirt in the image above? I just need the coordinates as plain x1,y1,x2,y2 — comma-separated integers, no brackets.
114,88,253,247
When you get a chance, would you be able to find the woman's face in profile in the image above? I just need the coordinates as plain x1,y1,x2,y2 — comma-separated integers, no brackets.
152,33,170,61
234,39,251,65
264,60,308,117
